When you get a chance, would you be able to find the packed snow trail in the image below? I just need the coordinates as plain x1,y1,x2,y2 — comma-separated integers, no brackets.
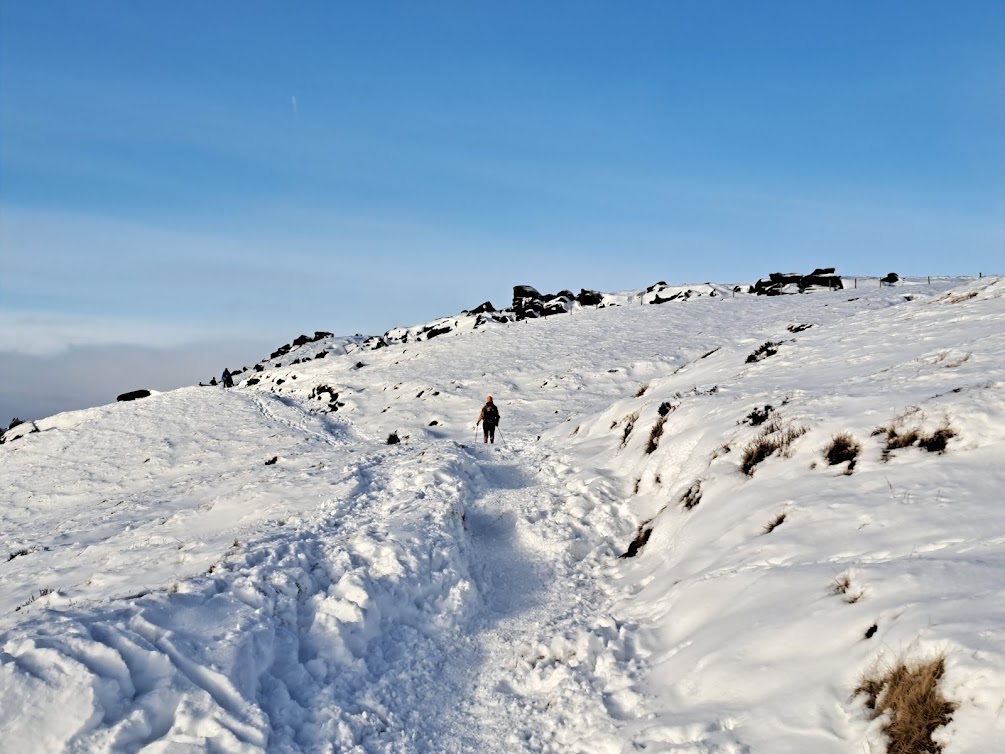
436,437,643,753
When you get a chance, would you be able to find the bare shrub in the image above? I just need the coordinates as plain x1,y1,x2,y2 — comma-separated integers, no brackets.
645,416,666,454
621,411,639,448
635,383,649,397
387,432,401,445
743,404,774,426
680,481,702,510
831,573,863,603
831,573,852,595
15,588,54,612
787,323,813,333
855,656,956,754
762,512,786,533
824,433,862,471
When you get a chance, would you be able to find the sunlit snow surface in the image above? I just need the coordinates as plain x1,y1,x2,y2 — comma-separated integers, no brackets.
1,278,1003,753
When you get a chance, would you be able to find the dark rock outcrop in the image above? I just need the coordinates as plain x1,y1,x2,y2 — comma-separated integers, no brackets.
513,285,545,320
799,273,843,292
881,272,900,284
578,289,604,306
751,269,843,295
425,326,452,339
467,301,496,314
117,389,152,402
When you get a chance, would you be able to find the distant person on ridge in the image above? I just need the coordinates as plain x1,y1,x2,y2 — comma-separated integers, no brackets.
477,396,500,444
221,368,234,389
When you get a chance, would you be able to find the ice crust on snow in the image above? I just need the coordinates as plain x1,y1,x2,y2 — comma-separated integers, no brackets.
1,276,1003,753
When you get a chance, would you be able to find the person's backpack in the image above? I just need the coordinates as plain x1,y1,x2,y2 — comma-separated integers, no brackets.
483,403,499,424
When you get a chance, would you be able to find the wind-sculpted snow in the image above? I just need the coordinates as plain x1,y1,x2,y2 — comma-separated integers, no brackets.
2,276,1003,753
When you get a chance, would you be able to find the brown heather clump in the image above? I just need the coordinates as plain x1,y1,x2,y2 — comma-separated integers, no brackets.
855,656,956,754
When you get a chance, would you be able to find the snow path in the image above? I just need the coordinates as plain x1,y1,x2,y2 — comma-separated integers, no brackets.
443,437,640,754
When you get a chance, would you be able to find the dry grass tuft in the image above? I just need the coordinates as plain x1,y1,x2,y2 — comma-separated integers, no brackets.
855,656,956,754
918,426,956,454
635,383,650,397
645,416,666,454
876,417,957,461
824,432,862,472
740,422,807,476
711,442,731,459
762,512,786,533
680,480,702,510
620,411,640,448
831,573,863,603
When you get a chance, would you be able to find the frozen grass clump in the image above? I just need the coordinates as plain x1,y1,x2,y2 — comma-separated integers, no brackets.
856,656,955,754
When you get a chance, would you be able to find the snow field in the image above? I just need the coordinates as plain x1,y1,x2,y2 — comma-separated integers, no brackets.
2,275,1003,752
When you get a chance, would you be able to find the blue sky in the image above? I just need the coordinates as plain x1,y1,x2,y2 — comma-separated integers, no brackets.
1,2,1003,417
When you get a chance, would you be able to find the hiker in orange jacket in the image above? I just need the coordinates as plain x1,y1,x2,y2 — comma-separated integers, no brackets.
476,396,500,444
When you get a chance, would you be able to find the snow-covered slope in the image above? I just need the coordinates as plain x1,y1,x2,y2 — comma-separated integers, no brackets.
1,277,1002,753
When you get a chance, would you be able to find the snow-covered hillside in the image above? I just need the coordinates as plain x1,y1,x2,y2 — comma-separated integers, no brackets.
2,276,1003,753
